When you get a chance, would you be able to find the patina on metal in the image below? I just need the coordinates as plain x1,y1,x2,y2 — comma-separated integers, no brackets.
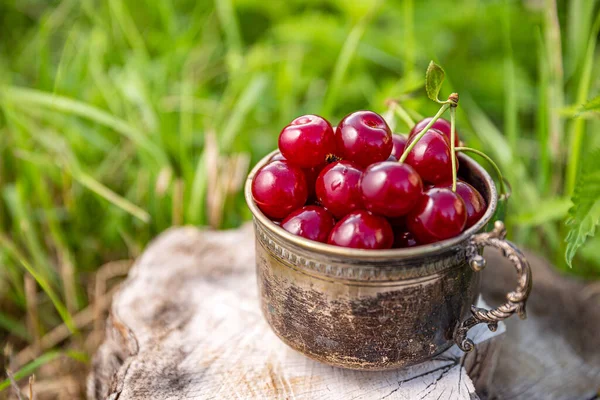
245,151,532,370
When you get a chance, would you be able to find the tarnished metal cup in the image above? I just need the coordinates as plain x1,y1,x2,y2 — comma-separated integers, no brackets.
245,151,532,370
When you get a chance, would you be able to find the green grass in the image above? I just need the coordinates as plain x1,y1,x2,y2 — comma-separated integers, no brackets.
1,0,600,390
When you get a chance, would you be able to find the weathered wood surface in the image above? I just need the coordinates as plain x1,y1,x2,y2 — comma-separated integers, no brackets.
88,224,600,400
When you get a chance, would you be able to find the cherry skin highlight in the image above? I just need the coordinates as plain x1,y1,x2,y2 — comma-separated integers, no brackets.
407,188,467,244
328,210,394,249
270,152,322,200
360,161,423,217
315,161,363,219
405,129,457,185
279,115,336,168
438,180,487,228
251,160,308,220
410,117,460,146
334,111,393,168
281,206,336,243
391,133,408,159
393,230,419,248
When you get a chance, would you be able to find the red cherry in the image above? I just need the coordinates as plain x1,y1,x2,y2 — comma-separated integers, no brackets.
360,161,423,217
271,152,322,201
405,129,457,185
437,181,487,228
393,230,419,248
410,117,460,146
279,115,336,168
407,188,467,244
391,133,408,159
281,206,336,243
252,160,308,219
335,111,393,168
315,161,363,219
328,210,393,249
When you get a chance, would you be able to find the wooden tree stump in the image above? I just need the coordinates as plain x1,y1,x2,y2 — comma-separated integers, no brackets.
88,224,600,400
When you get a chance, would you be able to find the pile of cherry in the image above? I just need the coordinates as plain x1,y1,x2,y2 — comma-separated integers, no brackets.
251,111,486,249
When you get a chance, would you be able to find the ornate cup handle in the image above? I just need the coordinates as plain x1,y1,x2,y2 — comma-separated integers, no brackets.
454,220,533,352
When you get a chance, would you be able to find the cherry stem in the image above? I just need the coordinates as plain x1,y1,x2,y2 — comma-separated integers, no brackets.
450,107,457,192
455,146,508,195
392,101,415,128
398,103,450,163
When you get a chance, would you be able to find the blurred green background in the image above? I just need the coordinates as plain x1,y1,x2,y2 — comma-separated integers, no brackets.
0,0,599,391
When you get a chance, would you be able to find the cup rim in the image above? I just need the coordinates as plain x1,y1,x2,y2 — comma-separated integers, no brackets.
245,150,498,260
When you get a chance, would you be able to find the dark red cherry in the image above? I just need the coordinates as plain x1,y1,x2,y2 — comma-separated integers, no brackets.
334,111,392,168
315,161,363,219
410,117,460,146
328,210,393,249
391,133,408,159
270,152,322,200
281,206,336,243
437,181,487,228
407,188,467,244
279,115,336,168
405,129,457,185
393,230,419,248
252,160,308,219
360,161,423,217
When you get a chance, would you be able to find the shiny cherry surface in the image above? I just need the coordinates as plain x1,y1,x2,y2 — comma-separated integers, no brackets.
360,161,423,217
327,210,393,249
438,180,486,228
315,161,363,219
393,230,419,248
407,188,467,244
409,117,460,146
281,206,335,243
251,160,308,219
391,133,408,159
271,152,321,200
334,111,393,168
405,129,456,185
279,115,336,168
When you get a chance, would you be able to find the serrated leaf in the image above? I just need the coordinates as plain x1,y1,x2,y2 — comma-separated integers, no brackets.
565,148,600,267
425,61,445,103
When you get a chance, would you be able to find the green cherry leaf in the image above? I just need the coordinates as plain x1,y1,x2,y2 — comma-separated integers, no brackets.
425,61,446,104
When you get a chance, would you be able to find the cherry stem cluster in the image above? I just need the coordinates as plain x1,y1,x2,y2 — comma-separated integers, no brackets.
398,103,450,163
450,106,458,192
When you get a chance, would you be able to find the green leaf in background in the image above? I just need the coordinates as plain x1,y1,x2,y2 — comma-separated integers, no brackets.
425,61,446,103
565,148,600,267
579,94,600,113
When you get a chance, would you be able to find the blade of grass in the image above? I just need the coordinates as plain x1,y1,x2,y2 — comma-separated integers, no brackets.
108,0,149,60
0,235,77,335
566,0,597,78
322,12,373,115
565,12,600,195
220,74,268,151
544,0,565,163
0,350,86,392
1,87,167,165
502,2,518,150
0,312,30,341
71,169,151,223
535,28,551,194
